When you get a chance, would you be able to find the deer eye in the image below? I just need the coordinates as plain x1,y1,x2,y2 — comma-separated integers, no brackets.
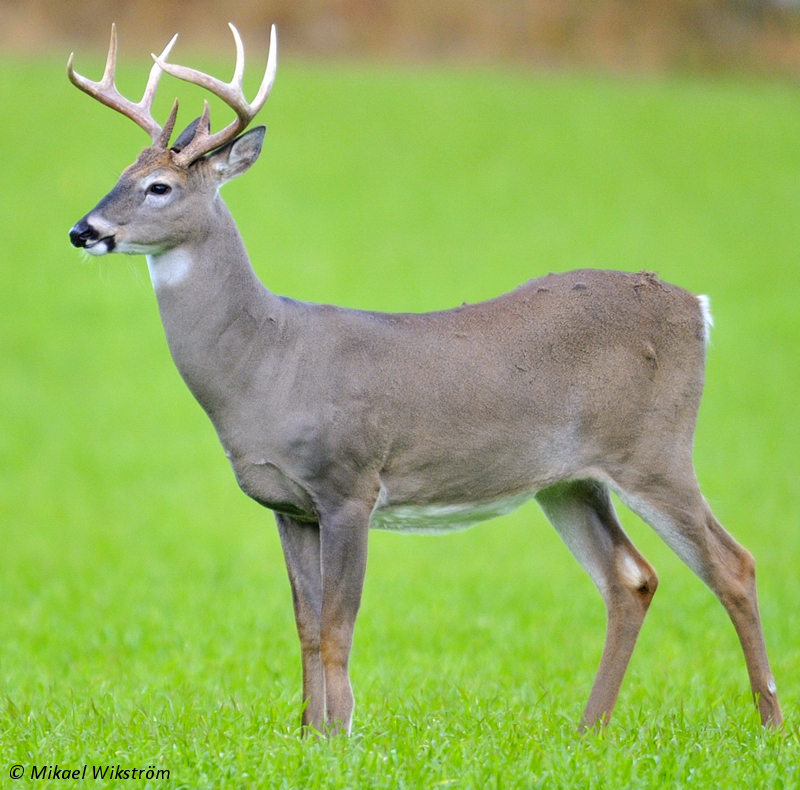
147,183,171,196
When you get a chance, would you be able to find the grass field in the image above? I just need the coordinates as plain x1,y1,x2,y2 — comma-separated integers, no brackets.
1,51,799,788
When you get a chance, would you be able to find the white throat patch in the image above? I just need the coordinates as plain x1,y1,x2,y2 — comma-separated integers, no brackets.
146,249,194,290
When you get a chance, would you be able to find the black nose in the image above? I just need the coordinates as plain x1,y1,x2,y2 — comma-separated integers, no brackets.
69,219,98,248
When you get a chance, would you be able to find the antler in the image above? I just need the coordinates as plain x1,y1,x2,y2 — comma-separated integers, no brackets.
68,24,179,147
154,23,277,165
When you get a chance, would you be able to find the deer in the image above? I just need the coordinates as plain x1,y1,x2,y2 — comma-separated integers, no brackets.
67,24,783,736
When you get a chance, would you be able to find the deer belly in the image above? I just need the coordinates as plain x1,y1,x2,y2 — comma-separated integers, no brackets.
369,489,536,534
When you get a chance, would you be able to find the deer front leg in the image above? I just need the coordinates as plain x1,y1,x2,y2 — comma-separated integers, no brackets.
318,501,371,736
275,514,325,733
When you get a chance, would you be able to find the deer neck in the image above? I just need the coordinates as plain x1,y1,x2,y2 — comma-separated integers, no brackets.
145,197,284,417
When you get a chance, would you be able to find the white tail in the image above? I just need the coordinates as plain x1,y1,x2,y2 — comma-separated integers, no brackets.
68,25,782,735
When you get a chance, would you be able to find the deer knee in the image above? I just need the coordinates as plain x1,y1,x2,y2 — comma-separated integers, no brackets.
319,624,354,668
300,636,321,659
616,550,658,604
738,547,756,582
292,602,322,652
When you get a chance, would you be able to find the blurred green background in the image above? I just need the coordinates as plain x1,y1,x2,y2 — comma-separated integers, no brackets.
1,2,799,787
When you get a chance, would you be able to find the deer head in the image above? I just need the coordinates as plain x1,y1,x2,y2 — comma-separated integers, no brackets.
68,23,277,256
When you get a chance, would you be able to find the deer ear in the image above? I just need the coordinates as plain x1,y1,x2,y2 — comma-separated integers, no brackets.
206,126,266,183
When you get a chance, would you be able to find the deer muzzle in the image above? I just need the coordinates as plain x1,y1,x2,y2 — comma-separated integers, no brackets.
69,217,116,254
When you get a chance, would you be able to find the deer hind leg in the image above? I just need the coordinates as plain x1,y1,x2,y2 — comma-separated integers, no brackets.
536,479,658,729
275,514,326,733
613,469,783,728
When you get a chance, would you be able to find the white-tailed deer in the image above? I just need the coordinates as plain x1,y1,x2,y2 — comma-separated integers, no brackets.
68,24,783,735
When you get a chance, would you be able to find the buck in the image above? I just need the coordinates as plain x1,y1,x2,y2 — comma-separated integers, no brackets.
68,24,783,735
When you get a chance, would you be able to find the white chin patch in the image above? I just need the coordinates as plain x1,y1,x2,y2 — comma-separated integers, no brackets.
84,238,114,256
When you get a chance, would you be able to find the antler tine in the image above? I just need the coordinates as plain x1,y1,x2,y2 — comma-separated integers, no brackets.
155,24,277,165
101,22,118,89
229,22,246,91
258,25,279,109
141,33,180,113
68,25,179,145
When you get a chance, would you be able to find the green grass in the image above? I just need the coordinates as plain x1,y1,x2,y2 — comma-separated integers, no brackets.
1,53,800,787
